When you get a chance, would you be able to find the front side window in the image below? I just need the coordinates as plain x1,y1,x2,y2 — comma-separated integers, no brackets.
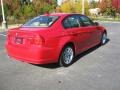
22,16,59,28
80,16,94,26
63,15,81,29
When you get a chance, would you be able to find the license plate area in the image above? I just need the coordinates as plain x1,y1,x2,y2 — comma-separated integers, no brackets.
15,37,23,44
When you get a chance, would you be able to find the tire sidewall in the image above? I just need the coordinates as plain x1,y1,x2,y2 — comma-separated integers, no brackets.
59,46,74,67
101,32,107,45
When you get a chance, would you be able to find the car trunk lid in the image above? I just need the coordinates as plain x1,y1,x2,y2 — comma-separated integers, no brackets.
7,28,46,47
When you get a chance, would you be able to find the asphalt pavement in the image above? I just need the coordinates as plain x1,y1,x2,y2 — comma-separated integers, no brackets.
0,22,120,90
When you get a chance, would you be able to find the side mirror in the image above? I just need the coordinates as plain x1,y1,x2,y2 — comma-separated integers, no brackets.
94,22,99,26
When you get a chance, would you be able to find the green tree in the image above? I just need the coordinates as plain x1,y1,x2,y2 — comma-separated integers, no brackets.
33,0,57,15
60,1,73,13
1,0,57,23
32,0,45,15
90,1,99,8
73,0,82,13
84,0,90,15
4,0,21,16
99,0,116,16
21,4,35,19
60,0,89,15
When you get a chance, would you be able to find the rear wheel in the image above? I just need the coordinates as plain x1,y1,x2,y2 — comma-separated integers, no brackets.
59,46,74,67
101,32,107,45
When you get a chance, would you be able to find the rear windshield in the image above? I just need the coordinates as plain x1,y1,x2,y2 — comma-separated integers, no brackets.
22,16,59,28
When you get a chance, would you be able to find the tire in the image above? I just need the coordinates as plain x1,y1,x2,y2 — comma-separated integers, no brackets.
59,46,74,67
101,32,107,45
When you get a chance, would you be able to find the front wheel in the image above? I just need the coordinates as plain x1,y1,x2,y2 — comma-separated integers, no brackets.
59,46,74,67
101,32,107,45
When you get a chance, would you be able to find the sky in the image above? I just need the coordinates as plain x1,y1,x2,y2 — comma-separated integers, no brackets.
57,0,62,6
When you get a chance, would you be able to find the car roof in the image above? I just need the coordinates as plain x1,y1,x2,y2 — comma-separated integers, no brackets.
49,13,70,16
43,13,83,17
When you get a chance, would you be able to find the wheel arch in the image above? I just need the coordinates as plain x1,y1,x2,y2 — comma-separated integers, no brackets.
103,29,107,34
58,42,76,62
58,42,75,66
62,42,75,54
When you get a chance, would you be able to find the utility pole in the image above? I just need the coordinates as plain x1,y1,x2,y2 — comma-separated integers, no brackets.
82,0,85,14
0,0,7,30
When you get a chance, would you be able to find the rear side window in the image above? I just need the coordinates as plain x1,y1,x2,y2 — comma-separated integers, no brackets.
80,16,94,26
63,15,81,29
22,16,59,28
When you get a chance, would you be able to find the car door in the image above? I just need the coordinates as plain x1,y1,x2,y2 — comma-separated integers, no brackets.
79,15,101,47
62,15,91,54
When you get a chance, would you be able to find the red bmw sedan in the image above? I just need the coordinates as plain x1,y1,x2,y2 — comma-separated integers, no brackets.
6,13,107,67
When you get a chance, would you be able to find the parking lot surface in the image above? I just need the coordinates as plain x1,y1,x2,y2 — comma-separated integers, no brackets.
0,22,120,90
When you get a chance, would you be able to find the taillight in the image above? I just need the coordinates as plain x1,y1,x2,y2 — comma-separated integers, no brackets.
29,35,45,45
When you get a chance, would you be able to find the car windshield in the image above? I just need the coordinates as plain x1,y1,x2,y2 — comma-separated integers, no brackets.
22,15,59,27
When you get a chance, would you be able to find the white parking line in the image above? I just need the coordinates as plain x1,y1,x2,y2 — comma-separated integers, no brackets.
0,34,7,37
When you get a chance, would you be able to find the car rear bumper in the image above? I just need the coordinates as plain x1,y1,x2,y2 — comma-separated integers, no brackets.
6,44,59,64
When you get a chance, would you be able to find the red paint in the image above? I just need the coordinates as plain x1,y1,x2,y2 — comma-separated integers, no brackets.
6,13,106,64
